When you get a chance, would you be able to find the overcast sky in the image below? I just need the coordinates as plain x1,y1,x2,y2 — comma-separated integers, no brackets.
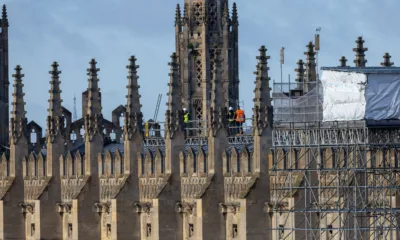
3,0,400,130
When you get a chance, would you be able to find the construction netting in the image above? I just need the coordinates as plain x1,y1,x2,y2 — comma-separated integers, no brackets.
272,81,323,123
273,68,400,123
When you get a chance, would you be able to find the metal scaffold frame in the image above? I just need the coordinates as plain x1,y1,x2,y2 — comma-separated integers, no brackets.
269,80,400,240
143,119,254,147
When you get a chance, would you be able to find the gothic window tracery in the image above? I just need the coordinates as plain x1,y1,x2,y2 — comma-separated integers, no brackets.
194,52,202,87
193,1,203,27
209,49,216,80
207,2,218,31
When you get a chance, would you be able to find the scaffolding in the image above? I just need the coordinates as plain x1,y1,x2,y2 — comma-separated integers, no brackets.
142,118,254,147
269,79,400,239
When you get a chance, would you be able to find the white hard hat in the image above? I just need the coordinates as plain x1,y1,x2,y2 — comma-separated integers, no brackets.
183,108,187,111
229,107,233,110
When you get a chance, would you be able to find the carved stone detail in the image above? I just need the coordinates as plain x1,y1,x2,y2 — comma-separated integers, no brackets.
124,112,143,140
165,109,184,139
20,202,35,214
24,177,51,200
61,176,90,203
56,203,72,214
270,173,304,202
100,175,128,203
224,174,259,203
175,201,196,215
209,107,227,137
0,177,15,199
134,202,152,214
253,105,272,136
219,203,240,215
139,174,170,203
84,114,104,141
46,115,65,142
94,202,111,213
181,174,214,200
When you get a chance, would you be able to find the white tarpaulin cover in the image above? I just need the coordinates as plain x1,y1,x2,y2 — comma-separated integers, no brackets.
321,70,366,122
365,74,400,120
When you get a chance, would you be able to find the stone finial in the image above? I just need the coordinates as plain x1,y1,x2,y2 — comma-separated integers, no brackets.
10,65,28,143
46,62,64,142
48,62,63,118
11,65,26,121
183,3,189,24
381,52,394,67
232,2,238,24
211,49,224,109
295,59,305,84
202,3,208,24
1,5,8,27
304,42,316,84
165,53,183,138
85,59,103,140
253,46,272,135
126,56,141,115
166,53,181,112
209,50,227,136
253,46,271,107
86,59,101,116
222,2,229,24
339,56,348,67
124,56,143,139
175,4,181,26
353,36,368,67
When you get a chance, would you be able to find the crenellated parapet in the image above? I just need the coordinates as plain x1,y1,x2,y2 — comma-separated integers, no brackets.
138,148,170,203
98,150,128,203
23,152,51,201
0,153,13,199
179,147,213,201
59,151,89,203
269,172,303,203
222,147,258,203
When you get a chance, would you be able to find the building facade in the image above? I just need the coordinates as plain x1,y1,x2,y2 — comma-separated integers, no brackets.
0,0,399,239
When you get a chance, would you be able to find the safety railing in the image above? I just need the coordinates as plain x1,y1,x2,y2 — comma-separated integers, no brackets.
142,118,255,146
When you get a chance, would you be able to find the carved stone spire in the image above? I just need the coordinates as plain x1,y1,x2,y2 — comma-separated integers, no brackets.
124,56,143,139
210,50,224,109
353,36,368,67
222,2,229,24
232,2,238,25
165,53,183,138
87,59,101,116
295,59,305,90
381,52,394,67
252,46,272,136
183,3,189,25
339,56,348,67
253,46,270,107
209,50,227,136
175,4,181,27
46,62,64,142
304,42,316,92
1,5,8,27
84,59,103,140
10,65,28,144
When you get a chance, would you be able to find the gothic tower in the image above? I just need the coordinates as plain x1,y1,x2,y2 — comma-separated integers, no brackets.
0,5,9,148
175,0,239,125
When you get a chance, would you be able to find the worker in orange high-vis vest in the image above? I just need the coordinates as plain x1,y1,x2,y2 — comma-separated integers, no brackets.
235,106,245,135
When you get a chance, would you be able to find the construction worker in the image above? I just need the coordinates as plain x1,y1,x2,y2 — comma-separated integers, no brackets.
227,106,236,135
235,106,245,135
183,108,189,137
